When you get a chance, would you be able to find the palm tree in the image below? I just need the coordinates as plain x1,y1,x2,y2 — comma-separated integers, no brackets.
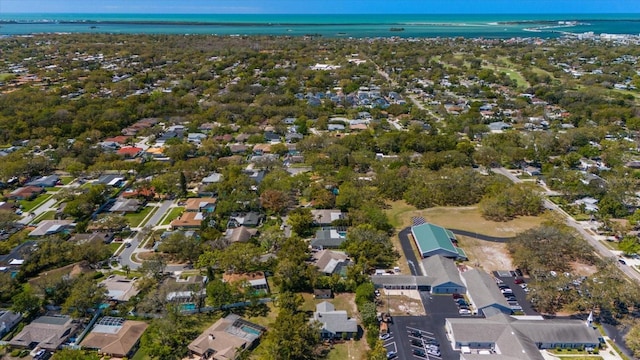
122,264,131,277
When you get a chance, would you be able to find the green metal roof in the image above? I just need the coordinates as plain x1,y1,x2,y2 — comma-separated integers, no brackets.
411,223,464,258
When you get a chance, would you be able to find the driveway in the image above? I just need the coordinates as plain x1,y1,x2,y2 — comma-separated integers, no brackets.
120,200,174,270
398,227,422,276
494,272,538,316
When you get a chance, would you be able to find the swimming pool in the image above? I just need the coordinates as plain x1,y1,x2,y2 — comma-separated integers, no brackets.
180,303,196,311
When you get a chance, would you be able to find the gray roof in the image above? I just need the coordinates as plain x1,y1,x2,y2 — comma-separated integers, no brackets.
421,255,464,289
9,315,76,351
371,275,433,287
310,209,346,225
313,250,350,275
313,301,358,334
461,269,511,314
448,313,600,360
109,199,142,213
310,228,346,249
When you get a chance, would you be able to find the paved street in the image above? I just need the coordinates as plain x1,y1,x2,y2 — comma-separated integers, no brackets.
494,167,640,284
120,200,174,270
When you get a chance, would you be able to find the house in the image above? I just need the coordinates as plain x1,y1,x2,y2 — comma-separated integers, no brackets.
187,133,207,144
0,310,22,337
446,312,602,360
202,172,223,184
117,146,143,158
573,197,599,212
310,209,346,226
488,121,512,133
80,317,148,358
312,249,351,276
7,186,44,200
411,223,467,260
188,314,265,360
312,301,358,339
244,169,266,184
523,166,542,176
96,174,125,187
421,255,466,294
185,197,217,213
228,212,263,228
26,175,60,188
9,315,77,350
109,199,143,213
165,275,208,303
264,131,281,143
70,232,115,244
310,227,347,249
225,226,258,243
371,275,432,291
100,275,140,302
103,135,130,145
170,212,205,230
328,124,345,131
222,271,269,294
29,220,74,237
229,144,249,154
314,289,333,299
461,269,512,316
122,187,156,200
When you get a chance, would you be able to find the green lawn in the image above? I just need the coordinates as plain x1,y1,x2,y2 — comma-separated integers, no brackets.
32,210,56,223
125,206,156,227
327,340,367,360
19,193,53,212
160,206,184,226
59,176,75,185
108,242,122,255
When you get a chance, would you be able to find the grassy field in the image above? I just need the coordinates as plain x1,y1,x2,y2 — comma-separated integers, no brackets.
160,206,184,226
300,292,357,317
32,210,56,223
326,340,368,360
59,176,75,185
19,193,53,212
385,200,544,237
125,206,156,227
385,200,546,272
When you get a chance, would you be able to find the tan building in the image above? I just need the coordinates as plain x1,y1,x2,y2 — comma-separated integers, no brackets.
80,317,148,358
188,314,265,360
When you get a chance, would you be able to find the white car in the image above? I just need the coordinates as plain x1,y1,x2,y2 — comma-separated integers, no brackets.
459,308,472,315
379,333,391,341
427,349,441,357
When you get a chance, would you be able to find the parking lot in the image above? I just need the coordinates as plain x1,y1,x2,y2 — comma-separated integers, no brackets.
382,294,478,359
493,271,538,316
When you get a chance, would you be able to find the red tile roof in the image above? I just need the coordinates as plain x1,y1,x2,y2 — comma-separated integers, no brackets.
117,146,143,157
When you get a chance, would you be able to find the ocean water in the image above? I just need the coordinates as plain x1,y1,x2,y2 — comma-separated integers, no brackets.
1,13,640,38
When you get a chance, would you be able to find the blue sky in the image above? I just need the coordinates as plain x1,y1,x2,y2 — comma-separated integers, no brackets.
2,0,639,14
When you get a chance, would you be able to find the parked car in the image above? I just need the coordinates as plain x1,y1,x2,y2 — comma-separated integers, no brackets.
387,351,397,359
459,308,472,315
410,330,422,338
618,259,627,265
413,349,426,357
424,338,440,346
501,288,513,294
452,293,464,299
515,269,523,277
411,339,422,347
380,333,391,341
427,349,441,357
514,278,525,284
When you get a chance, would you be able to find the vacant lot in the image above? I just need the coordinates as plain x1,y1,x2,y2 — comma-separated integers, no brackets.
386,201,545,272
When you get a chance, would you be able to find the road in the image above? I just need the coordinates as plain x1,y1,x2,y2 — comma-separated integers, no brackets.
494,167,640,284
120,200,174,270
398,227,421,276
18,198,57,225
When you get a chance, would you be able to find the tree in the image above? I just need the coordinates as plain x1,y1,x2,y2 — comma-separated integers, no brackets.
11,287,41,316
62,275,107,318
206,279,240,309
158,231,204,263
260,189,291,215
257,294,321,360
52,349,101,360
287,208,314,237
343,225,399,272
0,210,19,231
139,254,167,281
625,320,640,358
140,309,199,360
480,183,544,221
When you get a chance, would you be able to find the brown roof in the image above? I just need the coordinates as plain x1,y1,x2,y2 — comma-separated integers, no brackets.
225,226,258,243
222,271,266,284
188,315,264,359
8,186,44,199
170,212,204,229
184,197,217,212
103,136,131,144
9,316,76,351
80,320,148,357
